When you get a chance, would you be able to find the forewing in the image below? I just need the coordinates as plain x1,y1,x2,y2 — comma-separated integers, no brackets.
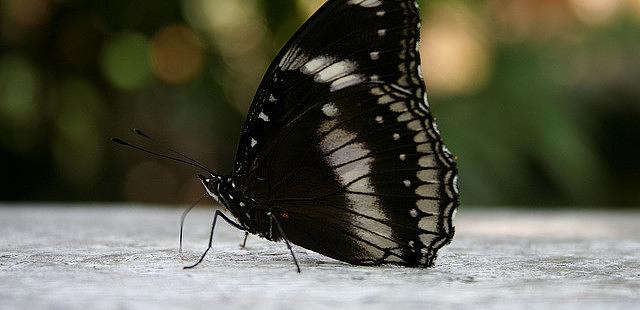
232,0,459,266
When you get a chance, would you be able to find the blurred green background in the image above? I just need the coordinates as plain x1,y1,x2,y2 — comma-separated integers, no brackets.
1,0,639,207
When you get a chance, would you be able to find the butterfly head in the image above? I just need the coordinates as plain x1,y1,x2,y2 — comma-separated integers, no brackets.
197,174,224,202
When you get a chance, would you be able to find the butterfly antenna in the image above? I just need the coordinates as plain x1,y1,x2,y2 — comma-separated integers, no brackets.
179,194,207,253
133,129,214,175
111,138,213,174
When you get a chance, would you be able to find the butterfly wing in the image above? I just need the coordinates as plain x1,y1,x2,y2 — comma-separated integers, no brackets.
232,0,459,266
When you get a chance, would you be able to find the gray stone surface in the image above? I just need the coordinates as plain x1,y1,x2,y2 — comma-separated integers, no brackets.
0,205,638,309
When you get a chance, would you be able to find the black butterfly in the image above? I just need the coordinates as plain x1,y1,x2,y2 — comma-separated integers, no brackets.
116,0,459,272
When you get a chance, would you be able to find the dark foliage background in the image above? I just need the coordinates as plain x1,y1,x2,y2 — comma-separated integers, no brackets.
1,0,639,207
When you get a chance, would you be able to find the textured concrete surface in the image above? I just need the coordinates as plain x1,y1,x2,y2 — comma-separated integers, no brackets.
0,205,638,309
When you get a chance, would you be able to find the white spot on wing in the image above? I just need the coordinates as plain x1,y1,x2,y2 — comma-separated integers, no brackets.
377,95,395,105
320,128,357,155
301,55,334,75
327,143,370,167
279,47,308,71
410,209,419,218
417,143,432,153
361,0,383,7
418,170,439,182
370,51,380,60
318,119,339,134
419,233,437,245
453,174,459,195
418,155,436,168
419,217,438,231
348,0,382,7
335,156,372,184
423,93,430,109
370,87,384,96
317,125,386,227
340,160,385,221
398,112,413,122
346,192,384,223
349,177,375,193
250,138,257,148
416,183,439,197
417,199,439,214
407,120,422,131
315,60,357,82
330,74,366,92
414,132,428,143
322,103,339,117
258,111,270,122
278,48,294,68
389,102,407,112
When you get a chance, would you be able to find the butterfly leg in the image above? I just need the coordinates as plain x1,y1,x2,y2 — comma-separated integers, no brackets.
179,194,207,253
183,209,245,269
240,231,249,248
267,212,301,273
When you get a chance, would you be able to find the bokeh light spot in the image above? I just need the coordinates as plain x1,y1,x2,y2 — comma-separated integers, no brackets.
2,0,52,31
628,0,640,20
100,32,152,90
0,54,41,151
421,4,492,97
151,25,205,85
0,54,40,127
184,0,269,113
569,0,623,26
488,0,574,43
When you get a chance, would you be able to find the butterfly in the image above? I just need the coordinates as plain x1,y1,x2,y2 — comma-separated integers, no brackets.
115,0,459,272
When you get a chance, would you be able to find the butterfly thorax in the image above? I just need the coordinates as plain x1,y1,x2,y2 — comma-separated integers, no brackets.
199,174,283,241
